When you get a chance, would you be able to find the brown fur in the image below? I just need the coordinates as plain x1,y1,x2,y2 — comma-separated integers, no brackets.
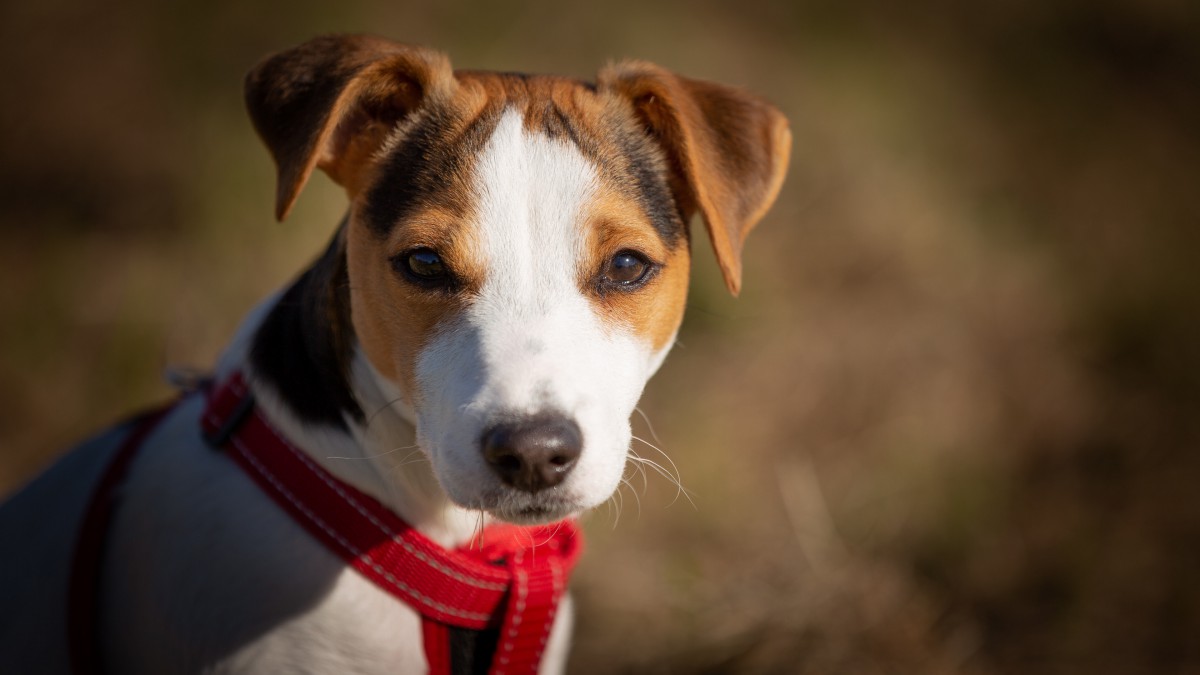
598,61,792,295
243,35,790,414
579,190,690,351
244,35,456,220
346,205,483,406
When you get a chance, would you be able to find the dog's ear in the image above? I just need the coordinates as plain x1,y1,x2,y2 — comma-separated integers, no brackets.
599,61,791,295
245,35,455,220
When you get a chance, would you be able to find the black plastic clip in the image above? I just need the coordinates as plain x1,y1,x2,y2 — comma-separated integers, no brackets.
203,392,256,450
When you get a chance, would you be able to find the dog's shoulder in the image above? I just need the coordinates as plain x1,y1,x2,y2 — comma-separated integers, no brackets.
95,394,427,673
0,419,131,673
0,390,428,674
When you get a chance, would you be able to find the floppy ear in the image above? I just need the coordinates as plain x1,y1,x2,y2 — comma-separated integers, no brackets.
245,34,456,220
599,61,791,295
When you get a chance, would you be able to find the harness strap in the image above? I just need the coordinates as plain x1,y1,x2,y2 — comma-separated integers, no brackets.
66,372,582,675
202,372,582,675
68,403,176,675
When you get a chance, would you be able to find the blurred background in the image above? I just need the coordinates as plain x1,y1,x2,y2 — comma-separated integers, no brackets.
2,0,1198,672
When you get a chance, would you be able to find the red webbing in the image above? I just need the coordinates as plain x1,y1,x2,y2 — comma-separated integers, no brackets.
422,619,452,674
202,372,583,674
68,403,175,675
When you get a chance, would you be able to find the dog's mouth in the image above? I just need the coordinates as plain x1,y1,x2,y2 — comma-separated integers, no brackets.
469,490,580,526
501,503,572,525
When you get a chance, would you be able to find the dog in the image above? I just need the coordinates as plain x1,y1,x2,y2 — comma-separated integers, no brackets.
0,34,789,674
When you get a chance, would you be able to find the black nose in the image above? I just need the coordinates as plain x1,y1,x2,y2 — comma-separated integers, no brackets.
481,416,582,493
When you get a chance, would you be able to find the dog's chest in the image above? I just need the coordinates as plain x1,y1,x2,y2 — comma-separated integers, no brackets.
96,396,571,674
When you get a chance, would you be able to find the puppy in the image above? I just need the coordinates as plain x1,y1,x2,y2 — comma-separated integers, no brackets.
0,35,789,674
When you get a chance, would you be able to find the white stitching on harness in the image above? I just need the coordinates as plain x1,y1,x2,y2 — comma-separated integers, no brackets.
263,414,508,591
213,381,507,593
539,557,563,649
494,567,529,673
229,435,494,623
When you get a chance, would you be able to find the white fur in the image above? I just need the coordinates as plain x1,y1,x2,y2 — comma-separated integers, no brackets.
414,110,663,523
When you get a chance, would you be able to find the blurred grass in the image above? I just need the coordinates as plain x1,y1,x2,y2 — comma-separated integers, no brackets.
2,0,1199,672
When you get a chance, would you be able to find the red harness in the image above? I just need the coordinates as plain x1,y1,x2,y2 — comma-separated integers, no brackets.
69,372,583,675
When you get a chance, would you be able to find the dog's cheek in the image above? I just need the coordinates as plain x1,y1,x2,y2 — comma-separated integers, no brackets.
591,245,691,355
572,409,632,509
565,331,655,508
411,317,494,500
349,278,402,388
346,228,455,409
649,248,691,350
565,253,689,508
412,415,489,507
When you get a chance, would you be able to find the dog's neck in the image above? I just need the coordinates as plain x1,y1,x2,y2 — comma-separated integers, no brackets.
213,236,482,548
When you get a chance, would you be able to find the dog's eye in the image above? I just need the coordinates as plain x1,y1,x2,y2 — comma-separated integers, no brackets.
394,248,450,285
603,250,653,286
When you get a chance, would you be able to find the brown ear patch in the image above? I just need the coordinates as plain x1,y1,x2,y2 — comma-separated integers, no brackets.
244,34,455,220
599,61,791,295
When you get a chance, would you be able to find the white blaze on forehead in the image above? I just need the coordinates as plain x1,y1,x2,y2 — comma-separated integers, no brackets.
474,109,595,314
469,109,647,411
413,108,662,515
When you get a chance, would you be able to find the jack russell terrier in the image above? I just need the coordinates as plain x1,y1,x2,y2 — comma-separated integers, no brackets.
0,34,790,675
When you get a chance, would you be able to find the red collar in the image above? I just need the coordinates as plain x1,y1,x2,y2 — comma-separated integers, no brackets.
201,372,584,675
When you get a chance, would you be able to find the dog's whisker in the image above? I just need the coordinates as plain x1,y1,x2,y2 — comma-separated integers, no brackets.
609,484,626,528
630,434,684,481
535,519,568,548
618,476,642,522
604,480,621,529
513,521,537,550
628,454,695,509
473,511,486,551
609,481,624,529
633,407,664,447
628,436,697,510
384,448,425,467
393,454,432,469
617,486,625,529
625,450,651,494
326,444,420,461
617,482,626,527
614,458,643,528
365,394,407,427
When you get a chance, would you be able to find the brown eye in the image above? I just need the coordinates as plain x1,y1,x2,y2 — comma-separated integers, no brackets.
393,247,451,287
604,250,652,286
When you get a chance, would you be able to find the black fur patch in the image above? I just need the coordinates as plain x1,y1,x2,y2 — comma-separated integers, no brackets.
610,122,688,246
364,106,501,237
250,223,363,429
540,103,584,149
535,99,685,248
364,89,685,249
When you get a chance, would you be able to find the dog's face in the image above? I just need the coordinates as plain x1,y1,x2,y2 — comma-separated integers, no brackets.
346,104,692,522
246,36,790,523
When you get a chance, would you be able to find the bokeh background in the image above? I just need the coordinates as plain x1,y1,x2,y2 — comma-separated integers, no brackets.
2,0,1198,672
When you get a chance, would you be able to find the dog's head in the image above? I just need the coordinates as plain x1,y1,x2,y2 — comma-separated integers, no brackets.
245,35,789,524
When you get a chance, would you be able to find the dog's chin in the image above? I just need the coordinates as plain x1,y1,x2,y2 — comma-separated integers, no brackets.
453,488,582,526
491,502,579,526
